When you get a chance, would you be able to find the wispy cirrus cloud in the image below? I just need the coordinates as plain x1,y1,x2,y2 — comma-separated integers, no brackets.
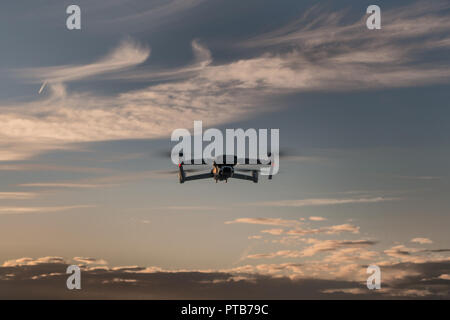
257,197,398,207
0,1,449,162
0,1,448,162
18,183,117,189
0,192,37,200
109,39,212,82
17,39,150,85
1,41,255,160
259,224,360,237
0,205,94,215
309,216,327,221
226,216,360,237
286,224,360,236
0,163,113,173
225,217,303,227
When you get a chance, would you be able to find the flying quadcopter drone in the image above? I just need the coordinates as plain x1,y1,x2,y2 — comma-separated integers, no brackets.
175,152,275,184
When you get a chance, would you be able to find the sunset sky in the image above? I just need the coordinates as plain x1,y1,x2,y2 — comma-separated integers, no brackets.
0,0,449,298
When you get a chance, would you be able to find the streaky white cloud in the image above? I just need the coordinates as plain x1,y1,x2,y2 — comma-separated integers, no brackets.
411,237,433,244
2,256,65,267
164,206,217,211
0,192,37,199
309,216,326,221
73,257,108,265
261,229,285,236
2,2,450,162
18,183,116,189
227,217,359,236
0,205,94,215
247,250,303,259
0,163,113,173
111,39,212,81
301,239,377,257
258,197,398,207
18,39,150,84
247,239,376,259
2,254,450,298
240,1,450,90
225,217,302,227
99,0,207,30
286,224,360,236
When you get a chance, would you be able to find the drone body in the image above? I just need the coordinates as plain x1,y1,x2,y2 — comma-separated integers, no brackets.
176,153,272,184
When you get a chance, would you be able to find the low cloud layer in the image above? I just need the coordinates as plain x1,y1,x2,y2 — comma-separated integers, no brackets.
1,256,448,299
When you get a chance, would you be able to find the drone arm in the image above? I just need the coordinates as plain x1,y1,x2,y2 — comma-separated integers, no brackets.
233,173,256,182
184,173,214,181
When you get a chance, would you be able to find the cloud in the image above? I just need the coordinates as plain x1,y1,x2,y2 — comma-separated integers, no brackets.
383,245,450,263
227,217,359,238
309,216,327,221
0,192,37,200
95,0,207,32
225,217,302,227
260,224,360,237
384,245,419,259
261,229,285,236
2,256,65,267
301,239,377,257
247,239,376,260
2,255,448,298
226,216,450,287
73,257,108,265
245,2,450,71
110,39,212,82
0,163,113,173
163,206,218,211
18,39,150,84
258,197,398,207
1,1,449,161
411,238,433,244
1,52,258,160
0,205,94,215
323,247,380,265
18,183,116,189
247,250,303,259
286,224,360,236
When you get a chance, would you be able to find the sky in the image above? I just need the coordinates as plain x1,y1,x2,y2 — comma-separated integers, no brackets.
0,0,449,299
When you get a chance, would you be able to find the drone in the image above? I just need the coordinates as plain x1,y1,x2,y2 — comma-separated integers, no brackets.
175,153,274,184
